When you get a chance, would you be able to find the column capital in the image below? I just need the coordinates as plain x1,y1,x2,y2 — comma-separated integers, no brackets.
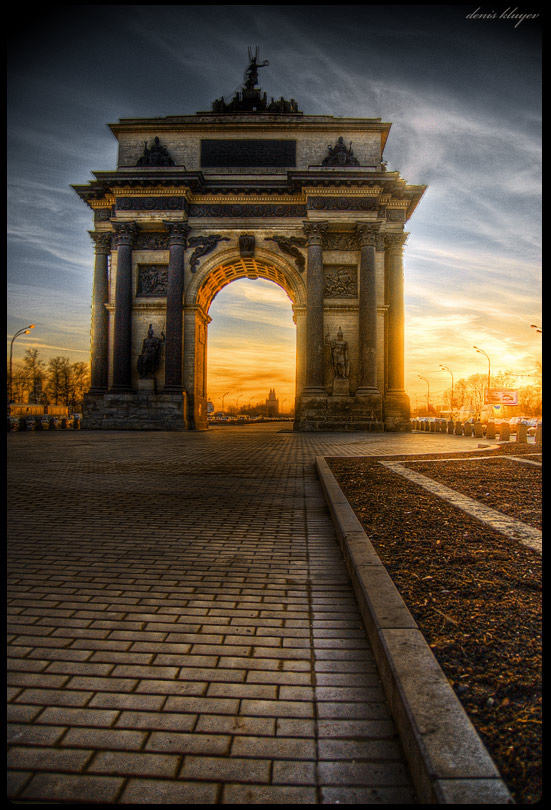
88,231,112,253
384,231,409,252
163,220,190,246
112,221,139,247
355,222,381,247
302,221,329,246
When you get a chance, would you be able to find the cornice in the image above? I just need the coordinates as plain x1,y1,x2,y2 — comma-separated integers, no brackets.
73,170,426,214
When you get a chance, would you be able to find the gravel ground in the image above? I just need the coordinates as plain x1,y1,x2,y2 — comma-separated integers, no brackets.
328,442,542,804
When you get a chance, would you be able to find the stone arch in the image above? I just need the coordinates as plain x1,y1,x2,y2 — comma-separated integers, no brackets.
185,245,306,312
183,245,307,429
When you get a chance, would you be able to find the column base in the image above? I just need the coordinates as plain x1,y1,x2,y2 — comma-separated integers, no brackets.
383,390,411,431
355,386,381,397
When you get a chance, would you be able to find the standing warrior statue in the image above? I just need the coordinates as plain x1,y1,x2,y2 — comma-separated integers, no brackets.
137,325,165,378
327,327,350,379
245,46,269,89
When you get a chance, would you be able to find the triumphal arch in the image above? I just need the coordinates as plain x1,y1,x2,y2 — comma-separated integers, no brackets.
74,52,426,431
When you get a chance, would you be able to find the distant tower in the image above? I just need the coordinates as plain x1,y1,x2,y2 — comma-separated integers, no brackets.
266,388,279,417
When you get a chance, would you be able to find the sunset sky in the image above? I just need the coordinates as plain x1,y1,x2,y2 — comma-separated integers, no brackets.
7,6,541,411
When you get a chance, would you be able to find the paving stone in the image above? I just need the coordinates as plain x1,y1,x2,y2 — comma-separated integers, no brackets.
8,745,94,772
8,425,457,804
20,773,125,803
119,779,220,803
222,784,318,803
180,754,270,783
88,750,180,777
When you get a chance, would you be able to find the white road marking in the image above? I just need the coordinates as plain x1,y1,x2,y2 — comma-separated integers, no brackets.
379,460,542,554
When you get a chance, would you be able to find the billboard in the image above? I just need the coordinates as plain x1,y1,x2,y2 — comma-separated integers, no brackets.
485,389,518,405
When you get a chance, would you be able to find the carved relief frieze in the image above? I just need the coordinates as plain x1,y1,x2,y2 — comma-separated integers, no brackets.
134,232,171,250
94,208,114,222
386,209,406,222
116,197,187,211
188,203,307,218
264,235,306,272
322,232,360,251
188,234,231,272
136,265,169,297
323,266,358,298
307,197,378,212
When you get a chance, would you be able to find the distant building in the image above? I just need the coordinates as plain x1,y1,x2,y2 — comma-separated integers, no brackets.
266,389,279,417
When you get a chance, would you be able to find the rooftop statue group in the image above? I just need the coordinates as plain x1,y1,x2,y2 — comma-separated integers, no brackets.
211,47,300,114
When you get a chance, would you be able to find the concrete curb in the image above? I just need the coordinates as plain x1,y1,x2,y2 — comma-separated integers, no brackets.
315,456,514,805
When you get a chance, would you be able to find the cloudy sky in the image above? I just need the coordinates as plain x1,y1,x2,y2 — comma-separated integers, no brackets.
7,5,541,410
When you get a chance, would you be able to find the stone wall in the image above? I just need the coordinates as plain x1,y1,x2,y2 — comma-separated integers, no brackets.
116,128,383,172
82,392,188,430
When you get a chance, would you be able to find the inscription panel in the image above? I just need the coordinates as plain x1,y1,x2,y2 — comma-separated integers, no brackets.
201,139,297,168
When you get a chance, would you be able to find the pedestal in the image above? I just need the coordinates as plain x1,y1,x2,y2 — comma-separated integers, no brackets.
332,378,350,397
383,391,411,431
82,391,188,430
137,378,156,394
295,391,383,432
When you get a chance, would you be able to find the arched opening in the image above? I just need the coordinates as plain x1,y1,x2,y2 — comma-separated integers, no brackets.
207,277,296,422
187,255,305,429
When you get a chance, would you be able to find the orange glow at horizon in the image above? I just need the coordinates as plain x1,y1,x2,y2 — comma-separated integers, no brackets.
206,277,296,411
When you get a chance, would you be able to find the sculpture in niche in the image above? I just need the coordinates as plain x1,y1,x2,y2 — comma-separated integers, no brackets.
264,235,306,272
324,266,357,298
136,136,175,167
327,327,350,379
322,137,360,166
188,234,230,272
137,325,165,378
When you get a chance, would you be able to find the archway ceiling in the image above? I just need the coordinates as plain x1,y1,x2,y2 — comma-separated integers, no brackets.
197,258,296,313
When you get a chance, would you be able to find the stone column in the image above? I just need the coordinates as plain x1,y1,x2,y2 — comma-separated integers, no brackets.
356,223,381,395
110,221,139,393
88,231,111,393
385,232,408,393
383,231,410,430
302,221,328,396
183,305,198,427
163,221,189,392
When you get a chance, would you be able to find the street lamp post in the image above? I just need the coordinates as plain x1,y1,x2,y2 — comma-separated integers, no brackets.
439,365,454,416
221,391,229,412
9,324,36,403
418,375,430,414
473,345,491,395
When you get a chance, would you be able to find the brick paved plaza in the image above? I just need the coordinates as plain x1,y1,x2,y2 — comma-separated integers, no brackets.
7,424,485,804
